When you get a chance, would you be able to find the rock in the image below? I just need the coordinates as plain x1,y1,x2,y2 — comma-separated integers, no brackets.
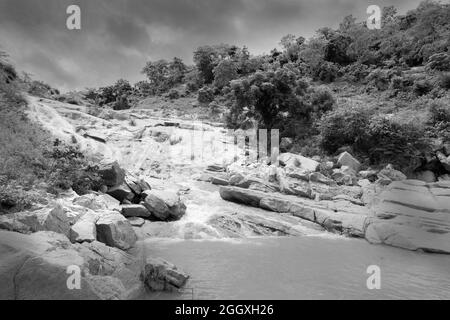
128,217,145,227
229,173,246,186
41,203,72,237
280,137,293,152
98,161,126,187
278,153,319,172
211,176,229,186
437,151,450,172
337,152,361,173
414,170,436,183
332,166,357,186
206,164,226,172
125,175,151,196
0,231,144,300
309,172,336,186
107,184,135,203
142,257,189,291
365,222,450,254
121,204,151,218
378,164,407,182
96,212,137,250
73,193,120,212
324,161,334,170
359,170,378,180
438,174,450,181
70,211,98,243
286,168,309,181
142,190,186,221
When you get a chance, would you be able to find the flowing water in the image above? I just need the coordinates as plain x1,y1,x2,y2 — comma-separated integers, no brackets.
141,181,450,300
28,99,450,300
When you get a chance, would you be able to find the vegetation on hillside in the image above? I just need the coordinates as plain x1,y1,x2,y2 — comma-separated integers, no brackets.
0,52,100,213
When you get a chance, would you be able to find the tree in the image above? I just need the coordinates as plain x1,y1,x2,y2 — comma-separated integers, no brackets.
142,57,187,93
213,60,238,89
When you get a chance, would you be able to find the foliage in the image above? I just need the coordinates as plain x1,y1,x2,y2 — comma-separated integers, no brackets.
142,57,186,94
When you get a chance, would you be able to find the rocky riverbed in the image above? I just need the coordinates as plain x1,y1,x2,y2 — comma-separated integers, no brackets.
1,95,449,299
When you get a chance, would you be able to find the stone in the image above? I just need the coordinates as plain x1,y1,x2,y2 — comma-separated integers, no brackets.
438,174,450,181
142,257,189,291
332,166,357,186
359,170,378,180
142,190,186,221
128,217,145,227
0,231,144,300
437,151,450,172
206,164,226,172
70,211,98,243
211,176,229,186
107,184,135,202
278,153,319,172
98,161,126,187
378,164,407,182
337,152,361,172
309,172,336,186
365,222,450,254
121,204,151,218
96,212,137,250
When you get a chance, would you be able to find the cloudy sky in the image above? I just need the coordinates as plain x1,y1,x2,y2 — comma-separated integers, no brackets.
0,0,431,91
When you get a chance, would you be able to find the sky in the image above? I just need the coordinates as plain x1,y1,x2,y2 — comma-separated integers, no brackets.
0,0,434,91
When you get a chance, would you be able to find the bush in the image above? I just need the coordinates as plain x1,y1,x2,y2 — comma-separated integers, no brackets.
167,89,180,100
113,95,131,110
439,72,450,89
426,53,450,72
365,116,428,169
312,61,339,83
310,88,335,115
198,86,214,104
413,79,432,96
429,100,450,125
318,106,371,154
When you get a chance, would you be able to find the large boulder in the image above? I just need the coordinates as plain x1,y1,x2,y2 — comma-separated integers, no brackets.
378,164,407,182
98,161,126,187
278,153,319,172
96,212,137,250
70,211,98,243
73,193,120,212
337,152,361,173
0,231,144,300
142,257,189,291
142,190,186,221
107,184,135,203
121,204,151,218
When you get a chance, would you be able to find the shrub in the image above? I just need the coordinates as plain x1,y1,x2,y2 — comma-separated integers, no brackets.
318,106,371,154
439,72,450,89
365,116,429,170
213,60,238,89
429,100,450,125
426,53,450,71
413,79,432,96
113,95,131,110
310,88,335,115
167,89,180,100
198,86,214,104
312,61,339,83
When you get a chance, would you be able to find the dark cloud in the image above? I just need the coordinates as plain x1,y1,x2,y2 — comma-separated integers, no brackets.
0,0,429,91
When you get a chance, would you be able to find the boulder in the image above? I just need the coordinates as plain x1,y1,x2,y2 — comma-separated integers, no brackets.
206,164,226,172
211,176,229,186
98,161,125,187
142,190,186,221
337,152,361,173
142,257,189,291
437,151,450,172
70,211,98,243
309,172,336,186
278,153,319,172
128,217,145,227
73,193,120,212
107,184,135,203
121,204,151,218
96,212,137,250
0,231,144,300
378,164,407,182
332,166,357,186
